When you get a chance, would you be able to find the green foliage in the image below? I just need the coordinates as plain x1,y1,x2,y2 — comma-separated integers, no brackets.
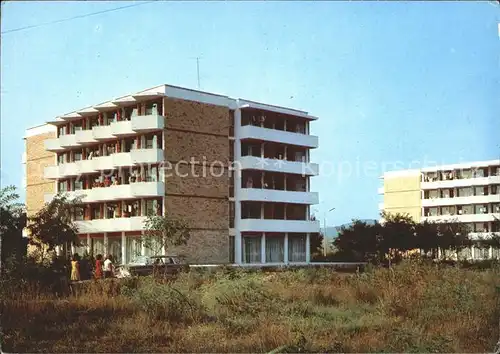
142,214,190,256
27,194,81,257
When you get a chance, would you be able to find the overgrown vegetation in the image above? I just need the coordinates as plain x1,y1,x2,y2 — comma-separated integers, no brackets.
2,262,499,353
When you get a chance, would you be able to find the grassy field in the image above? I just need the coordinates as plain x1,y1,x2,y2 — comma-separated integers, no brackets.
2,261,499,353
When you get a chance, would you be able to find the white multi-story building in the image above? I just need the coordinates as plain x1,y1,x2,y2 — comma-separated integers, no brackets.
24,84,320,265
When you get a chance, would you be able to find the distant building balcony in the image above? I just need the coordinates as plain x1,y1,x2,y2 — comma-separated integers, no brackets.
240,188,318,205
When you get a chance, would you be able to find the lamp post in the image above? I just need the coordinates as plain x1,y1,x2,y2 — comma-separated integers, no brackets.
322,207,336,256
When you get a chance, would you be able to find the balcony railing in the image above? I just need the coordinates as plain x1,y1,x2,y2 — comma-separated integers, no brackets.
239,156,318,176
239,219,320,233
240,125,318,148
240,188,319,205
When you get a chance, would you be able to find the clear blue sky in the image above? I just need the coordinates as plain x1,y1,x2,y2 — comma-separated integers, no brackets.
1,1,499,226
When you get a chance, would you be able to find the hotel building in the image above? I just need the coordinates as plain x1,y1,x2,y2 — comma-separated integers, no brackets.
23,84,320,265
379,159,500,259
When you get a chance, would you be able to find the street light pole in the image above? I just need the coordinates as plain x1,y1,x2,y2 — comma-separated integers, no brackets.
322,207,336,256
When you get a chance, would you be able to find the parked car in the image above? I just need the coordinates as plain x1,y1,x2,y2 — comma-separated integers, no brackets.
115,255,188,278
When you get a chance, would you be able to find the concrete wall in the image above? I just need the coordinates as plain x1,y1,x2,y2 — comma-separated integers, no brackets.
383,175,422,222
163,97,230,263
25,132,55,216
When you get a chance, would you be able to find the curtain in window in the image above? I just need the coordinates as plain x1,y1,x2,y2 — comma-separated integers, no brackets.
108,238,122,264
288,235,306,262
243,236,261,263
266,236,284,263
126,237,142,264
92,238,105,257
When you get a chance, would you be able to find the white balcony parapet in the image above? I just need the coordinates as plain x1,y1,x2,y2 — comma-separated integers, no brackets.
240,188,319,205
75,130,97,144
131,114,165,131
422,213,500,223
113,149,163,167
44,182,165,203
239,219,320,233
239,156,319,176
75,216,147,233
422,194,500,207
240,125,318,148
92,155,113,171
44,138,64,152
469,232,500,240
76,159,98,174
44,163,79,179
59,134,79,148
421,176,500,189
110,120,134,136
92,125,114,140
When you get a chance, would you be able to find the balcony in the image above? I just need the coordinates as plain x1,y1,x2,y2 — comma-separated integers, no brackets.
75,130,97,144
240,125,318,148
109,115,166,137
131,114,165,132
59,134,80,148
44,138,64,152
239,156,318,176
75,216,147,233
422,194,500,207
44,163,79,179
76,159,98,174
239,219,320,233
92,125,114,140
240,188,319,205
112,149,163,167
45,182,165,203
422,213,500,223
421,175,500,189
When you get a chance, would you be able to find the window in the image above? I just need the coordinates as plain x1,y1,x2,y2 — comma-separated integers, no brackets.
492,248,500,260
145,102,160,116
145,166,158,182
243,235,261,263
92,238,105,257
457,187,473,197
474,204,488,214
74,207,84,221
266,235,284,263
58,153,65,165
425,207,438,217
458,205,473,215
145,134,158,149
145,199,161,216
74,150,83,161
229,236,235,263
458,169,472,179
474,186,488,196
473,223,489,233
58,125,66,137
125,200,141,217
492,204,500,214
474,247,490,260
288,234,306,262
491,185,499,195
91,204,102,219
229,201,235,228
71,122,82,134
440,206,455,216
126,237,143,264
58,180,68,192
74,179,83,191
105,111,115,124
428,190,439,199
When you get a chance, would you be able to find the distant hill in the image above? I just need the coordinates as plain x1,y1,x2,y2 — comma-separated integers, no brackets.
322,219,378,241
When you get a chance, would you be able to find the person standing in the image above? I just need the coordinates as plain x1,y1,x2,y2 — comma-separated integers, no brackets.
70,254,81,282
103,254,114,278
94,254,103,279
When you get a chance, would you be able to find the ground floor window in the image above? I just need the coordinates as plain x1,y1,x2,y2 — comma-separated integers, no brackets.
92,238,105,257
108,237,122,263
243,235,261,263
126,237,142,263
266,234,284,263
288,233,306,262
492,248,500,259
474,247,490,260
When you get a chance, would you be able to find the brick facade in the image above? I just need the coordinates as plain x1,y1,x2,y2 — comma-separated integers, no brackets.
164,97,230,263
25,132,55,216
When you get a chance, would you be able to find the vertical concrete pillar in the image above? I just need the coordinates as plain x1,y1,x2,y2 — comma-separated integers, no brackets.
284,233,289,265
261,233,266,264
121,232,126,265
306,233,311,263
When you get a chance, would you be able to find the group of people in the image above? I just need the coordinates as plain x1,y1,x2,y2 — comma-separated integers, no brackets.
70,253,116,282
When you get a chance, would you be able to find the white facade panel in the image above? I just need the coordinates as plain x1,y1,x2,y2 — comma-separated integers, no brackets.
240,125,318,148
239,219,320,233
44,138,64,152
75,130,97,144
75,216,147,233
422,213,500,223
239,155,318,176
240,188,319,205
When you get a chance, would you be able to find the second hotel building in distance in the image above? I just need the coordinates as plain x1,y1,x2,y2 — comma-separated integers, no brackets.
24,84,320,266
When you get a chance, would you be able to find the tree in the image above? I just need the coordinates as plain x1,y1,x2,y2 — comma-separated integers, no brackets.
26,194,81,262
333,219,382,263
142,213,190,257
309,214,324,258
0,186,27,273
379,211,417,263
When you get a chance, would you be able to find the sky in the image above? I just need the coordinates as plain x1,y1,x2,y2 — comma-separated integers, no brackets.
1,1,499,227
